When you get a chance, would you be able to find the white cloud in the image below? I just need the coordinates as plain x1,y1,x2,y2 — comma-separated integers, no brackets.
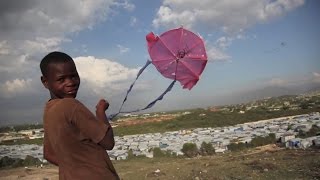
0,0,116,96
74,56,141,96
215,36,233,49
152,6,195,29
112,0,135,11
22,37,70,55
153,0,305,33
0,41,10,55
313,72,320,77
0,78,33,98
265,72,320,87
312,72,320,83
206,45,231,62
130,16,137,26
267,78,287,86
117,44,130,54
0,0,115,71
214,33,246,50
152,0,304,63
0,55,31,74
0,1,115,41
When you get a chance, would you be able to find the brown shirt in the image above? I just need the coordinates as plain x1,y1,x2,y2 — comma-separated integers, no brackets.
43,98,119,180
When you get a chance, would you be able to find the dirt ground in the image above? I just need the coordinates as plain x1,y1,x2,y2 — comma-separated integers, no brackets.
0,166,59,180
114,115,176,126
1,145,319,180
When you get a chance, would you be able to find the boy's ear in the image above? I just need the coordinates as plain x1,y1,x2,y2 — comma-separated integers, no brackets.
41,76,49,89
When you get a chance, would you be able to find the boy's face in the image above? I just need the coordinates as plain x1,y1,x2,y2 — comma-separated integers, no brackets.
41,61,80,99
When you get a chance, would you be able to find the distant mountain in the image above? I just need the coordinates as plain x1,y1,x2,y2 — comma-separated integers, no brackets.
218,83,320,106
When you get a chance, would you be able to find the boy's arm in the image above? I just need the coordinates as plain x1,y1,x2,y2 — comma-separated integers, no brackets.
96,99,115,150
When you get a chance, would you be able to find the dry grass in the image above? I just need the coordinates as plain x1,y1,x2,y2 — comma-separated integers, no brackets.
1,146,319,180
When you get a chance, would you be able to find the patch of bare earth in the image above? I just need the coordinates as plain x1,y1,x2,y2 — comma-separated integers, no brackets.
0,165,58,180
115,115,176,126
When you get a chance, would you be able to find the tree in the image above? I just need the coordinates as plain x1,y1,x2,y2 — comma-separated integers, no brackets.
181,143,198,157
200,142,215,156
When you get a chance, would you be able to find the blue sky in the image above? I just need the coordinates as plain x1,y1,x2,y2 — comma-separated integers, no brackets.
0,0,319,126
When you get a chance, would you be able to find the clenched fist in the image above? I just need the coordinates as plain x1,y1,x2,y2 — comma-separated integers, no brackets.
96,99,109,112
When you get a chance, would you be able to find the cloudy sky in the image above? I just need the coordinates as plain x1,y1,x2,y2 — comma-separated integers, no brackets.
0,0,319,126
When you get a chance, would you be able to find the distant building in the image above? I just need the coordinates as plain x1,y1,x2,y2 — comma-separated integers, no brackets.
281,133,295,143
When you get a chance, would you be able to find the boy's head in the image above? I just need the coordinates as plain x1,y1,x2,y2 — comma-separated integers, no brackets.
40,51,80,99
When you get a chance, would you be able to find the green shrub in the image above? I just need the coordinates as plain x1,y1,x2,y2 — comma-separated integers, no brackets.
153,147,166,158
200,142,215,156
0,138,43,146
12,159,24,168
227,142,249,151
23,155,42,167
126,149,146,160
297,125,320,138
0,155,41,168
227,134,277,152
251,133,276,147
0,156,18,168
181,143,198,157
152,147,176,158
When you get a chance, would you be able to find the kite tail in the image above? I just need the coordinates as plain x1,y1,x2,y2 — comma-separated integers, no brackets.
119,80,176,114
108,59,152,120
108,59,178,120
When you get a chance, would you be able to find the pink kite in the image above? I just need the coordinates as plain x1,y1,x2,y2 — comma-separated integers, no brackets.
146,27,208,90
109,27,208,119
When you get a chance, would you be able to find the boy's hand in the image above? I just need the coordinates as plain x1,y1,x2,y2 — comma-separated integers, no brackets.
95,99,115,150
96,99,109,112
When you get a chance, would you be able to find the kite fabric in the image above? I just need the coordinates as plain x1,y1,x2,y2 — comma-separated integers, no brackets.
108,27,207,120
147,27,208,90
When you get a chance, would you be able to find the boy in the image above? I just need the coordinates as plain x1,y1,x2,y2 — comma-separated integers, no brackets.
40,51,119,180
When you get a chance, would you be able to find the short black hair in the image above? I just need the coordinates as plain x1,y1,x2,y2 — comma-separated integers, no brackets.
40,51,74,77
